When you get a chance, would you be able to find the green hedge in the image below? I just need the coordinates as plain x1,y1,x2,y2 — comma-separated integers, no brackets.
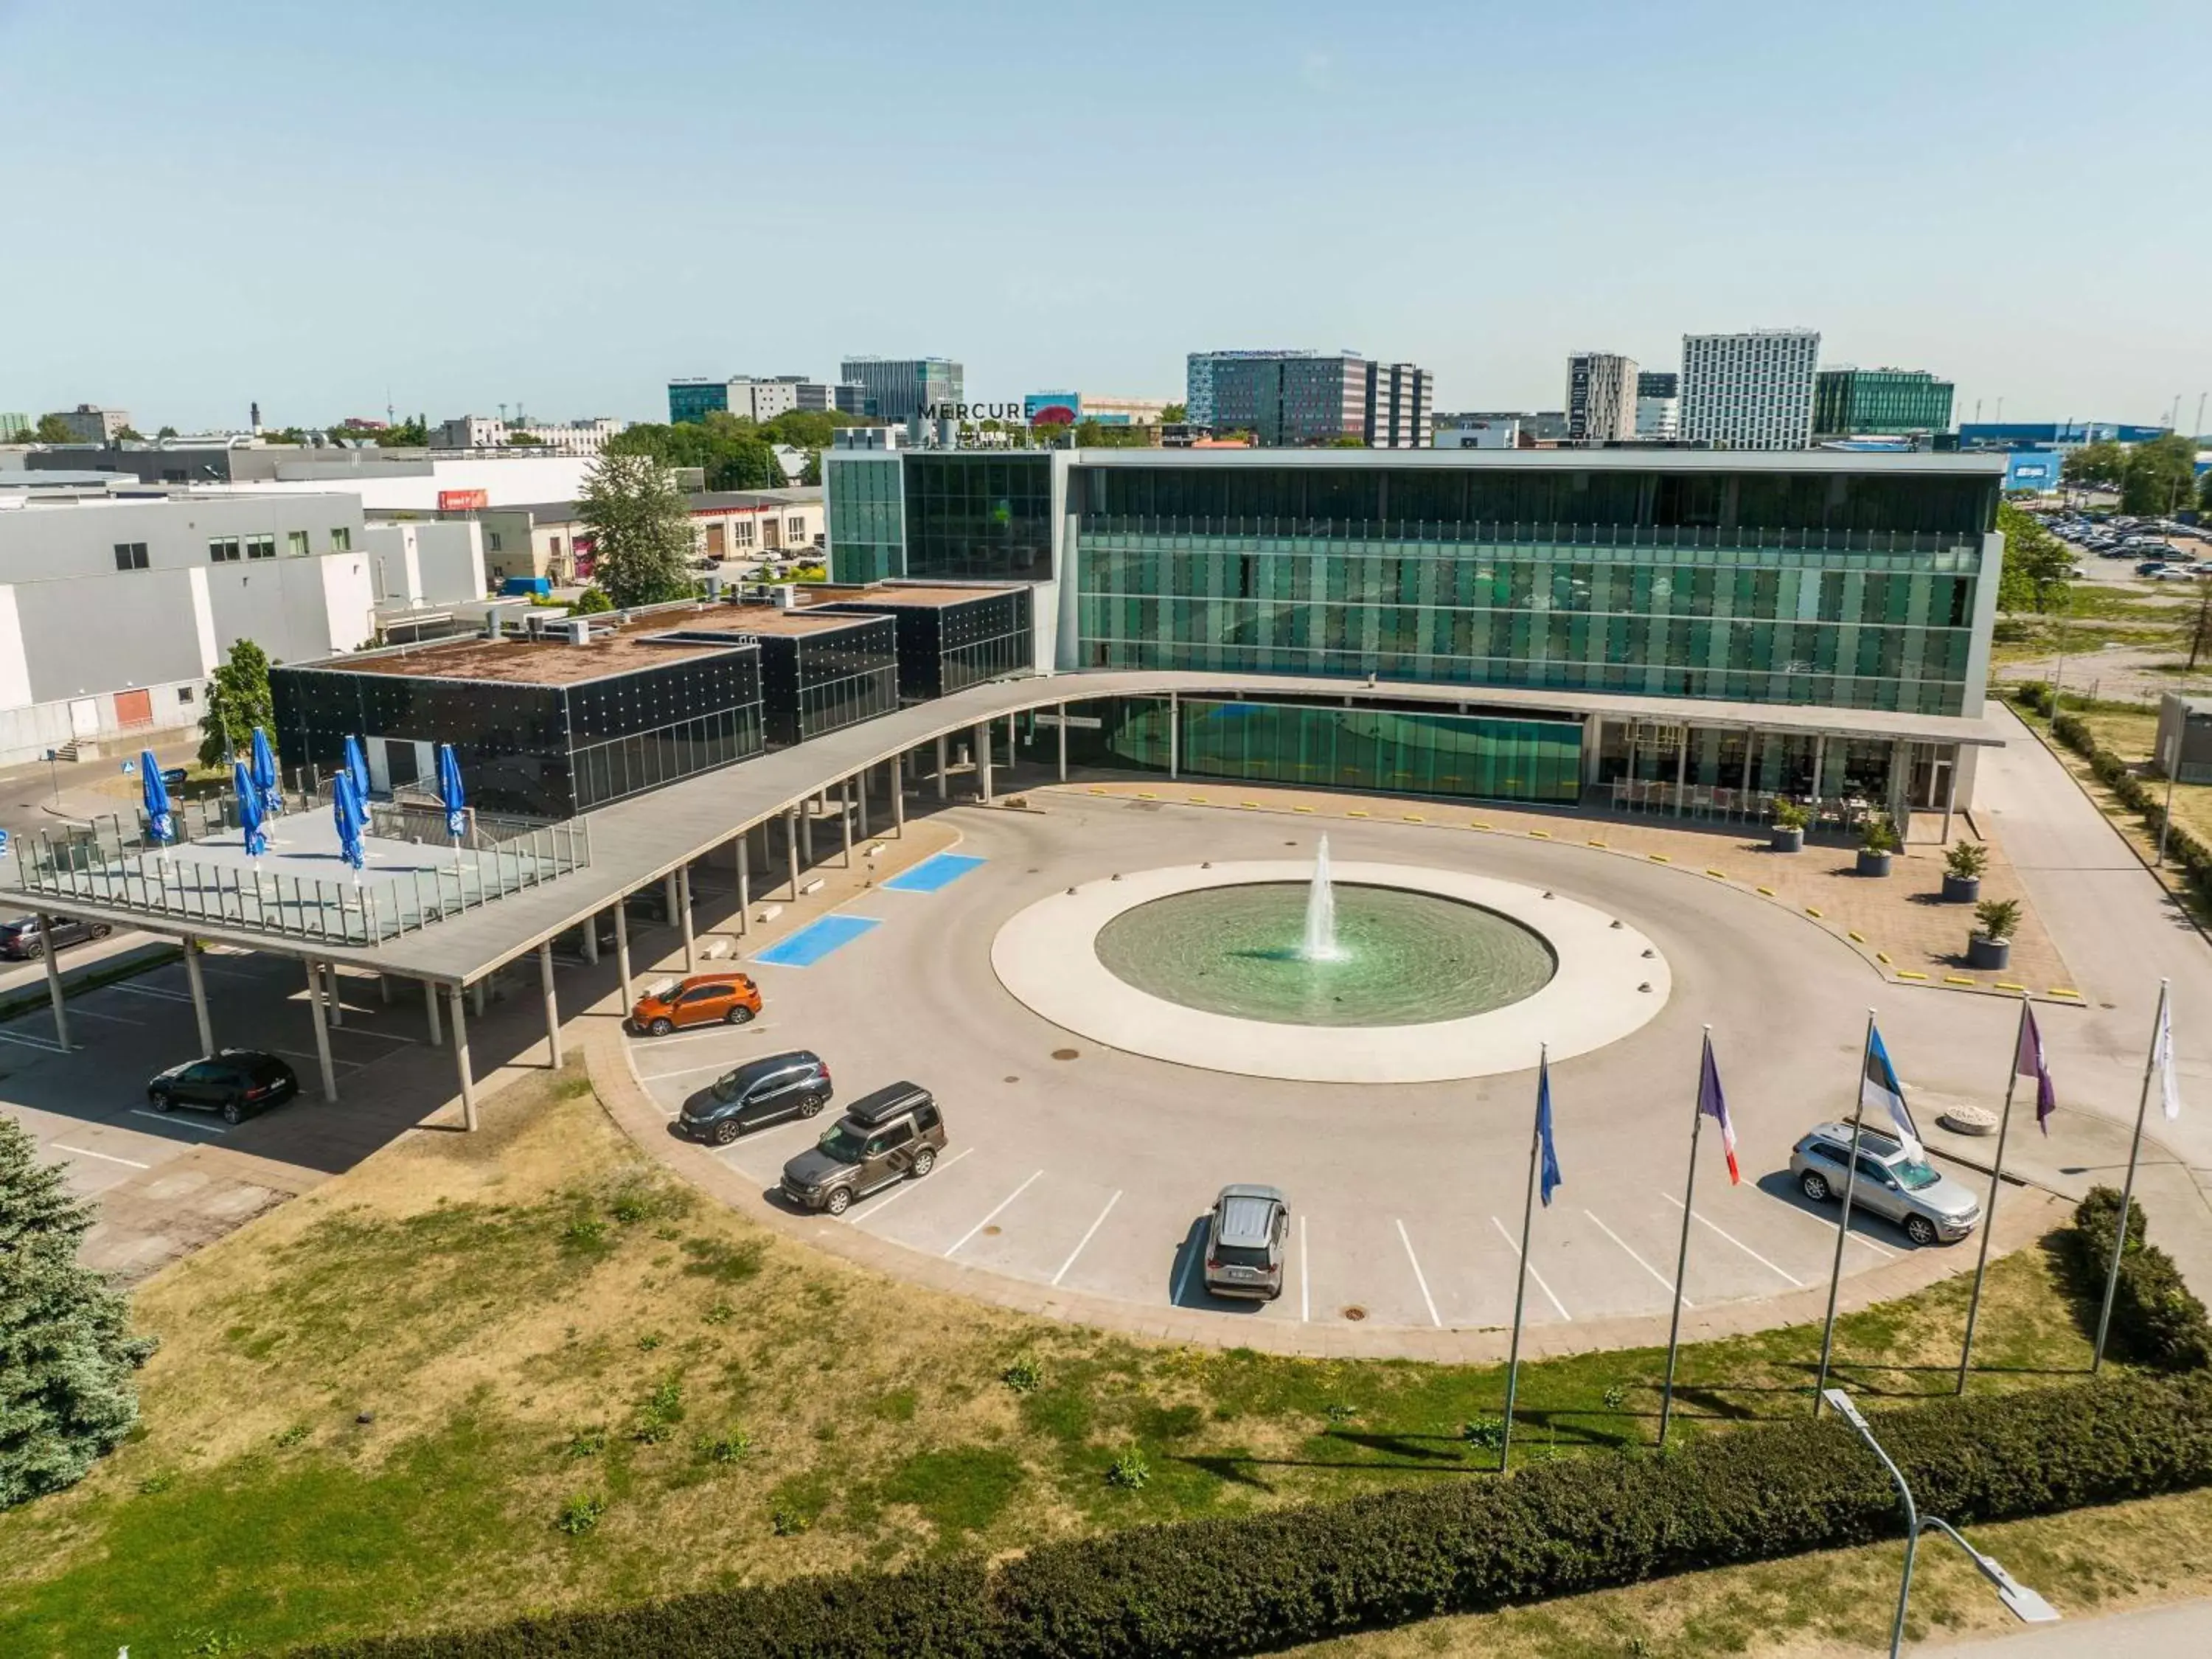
2071,1187,2212,1371
299,1373,2212,1659
2012,681,2212,905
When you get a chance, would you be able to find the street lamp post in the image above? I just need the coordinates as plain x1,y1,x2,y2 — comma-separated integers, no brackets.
1822,1388,2060,1656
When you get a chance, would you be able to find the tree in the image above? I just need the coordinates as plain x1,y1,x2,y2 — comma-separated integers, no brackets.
571,585,616,614
2199,466,2212,515
1,424,29,443
1996,502,2072,613
1161,403,1187,423
32,414,74,444
156,425,178,439
113,425,145,442
580,453,693,610
503,432,543,447
2121,435,2199,515
0,1114,156,1508
198,638,275,768
2062,440,2127,490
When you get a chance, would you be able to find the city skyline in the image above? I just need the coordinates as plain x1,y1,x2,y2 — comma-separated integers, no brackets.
2,0,2205,433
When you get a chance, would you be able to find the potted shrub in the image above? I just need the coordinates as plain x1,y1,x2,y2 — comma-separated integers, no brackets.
1969,897,2020,971
1769,798,1807,853
1942,840,1987,904
1856,814,1897,877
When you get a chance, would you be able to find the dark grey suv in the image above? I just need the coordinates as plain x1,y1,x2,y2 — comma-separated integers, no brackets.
677,1050,831,1145
0,914,112,959
781,1082,947,1215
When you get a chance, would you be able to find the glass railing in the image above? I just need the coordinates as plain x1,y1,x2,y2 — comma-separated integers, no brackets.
15,806,592,947
1078,517,1983,564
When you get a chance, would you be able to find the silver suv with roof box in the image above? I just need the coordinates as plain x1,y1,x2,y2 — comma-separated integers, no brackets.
781,1081,947,1215
1203,1183,1289,1300
1790,1122,1980,1246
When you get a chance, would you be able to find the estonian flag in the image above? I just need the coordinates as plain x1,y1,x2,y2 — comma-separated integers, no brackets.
1861,1023,1922,1161
1536,1053,1562,1208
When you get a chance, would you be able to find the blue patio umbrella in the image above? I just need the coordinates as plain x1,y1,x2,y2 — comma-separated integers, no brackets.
250,727,283,818
232,757,268,859
343,734,370,810
333,766,366,880
437,743,467,860
140,747,174,850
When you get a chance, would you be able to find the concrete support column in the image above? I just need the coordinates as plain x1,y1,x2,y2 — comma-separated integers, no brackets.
613,900,633,1010
1887,739,1912,838
1006,714,1018,782
1169,692,1180,780
425,975,442,1046
307,959,338,1102
37,914,67,1050
582,911,599,964
785,808,801,897
184,939,213,1056
471,978,487,1019
378,973,392,1006
936,734,949,800
892,763,906,835
449,984,477,1132
1057,703,1068,782
857,769,870,841
1941,746,1959,846
1673,726,1688,818
1811,733,1829,813
538,940,561,1069
678,864,695,971
801,801,815,863
664,870,680,925
975,723,994,803
735,833,751,935
840,780,854,866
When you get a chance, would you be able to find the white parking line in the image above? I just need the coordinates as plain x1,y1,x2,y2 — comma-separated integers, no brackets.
271,1048,365,1073
1299,1212,1310,1322
1051,1190,1122,1285
54,1143,150,1169
1585,1209,1692,1308
944,1169,1043,1258
1490,1215,1572,1321
105,983,192,1004
624,1025,757,1048
1396,1218,1442,1327
845,1146,973,1222
68,1006,146,1026
1172,1228,1200,1306
1770,1195,1899,1261
128,1110,226,1134
1660,1194,1806,1287
636,1059,737,1084
0,1029,67,1053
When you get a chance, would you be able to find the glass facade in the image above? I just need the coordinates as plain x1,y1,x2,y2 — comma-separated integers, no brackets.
1813,369,1955,437
824,454,906,582
668,380,732,425
1071,463,1996,717
1036,696,1582,805
737,617,900,746
902,453,1053,581
824,588,1033,700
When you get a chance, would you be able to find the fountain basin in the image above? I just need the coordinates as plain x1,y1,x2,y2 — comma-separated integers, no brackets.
992,860,1671,1085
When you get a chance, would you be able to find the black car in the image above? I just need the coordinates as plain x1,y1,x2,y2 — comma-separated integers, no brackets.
0,914,113,959
677,1049,832,1145
147,1050,299,1124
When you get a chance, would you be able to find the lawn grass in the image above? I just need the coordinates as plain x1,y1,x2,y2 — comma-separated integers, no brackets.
0,1070,2123,1658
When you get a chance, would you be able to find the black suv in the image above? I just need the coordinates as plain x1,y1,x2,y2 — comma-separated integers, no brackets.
678,1050,832,1144
0,914,113,959
781,1082,947,1215
146,1050,299,1123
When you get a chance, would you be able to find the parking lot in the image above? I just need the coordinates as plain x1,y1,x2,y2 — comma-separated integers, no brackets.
619,794,2049,1335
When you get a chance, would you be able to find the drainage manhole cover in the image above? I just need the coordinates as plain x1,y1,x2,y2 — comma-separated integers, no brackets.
1341,1306,1368,1322
1051,1048,1079,1061
1004,1075,1020,1084
983,1225,1002,1237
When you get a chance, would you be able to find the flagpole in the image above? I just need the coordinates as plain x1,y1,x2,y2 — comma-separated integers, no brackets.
1658,1026,1711,1450
2094,977,2168,1372
1815,1009,1877,1416
1956,993,2028,1394
1501,1042,1546,1474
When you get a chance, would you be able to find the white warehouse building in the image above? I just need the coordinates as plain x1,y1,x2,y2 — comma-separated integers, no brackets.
0,490,380,765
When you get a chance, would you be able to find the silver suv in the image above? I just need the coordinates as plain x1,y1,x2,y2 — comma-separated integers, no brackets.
1790,1123,1980,1246
1202,1184,1289,1300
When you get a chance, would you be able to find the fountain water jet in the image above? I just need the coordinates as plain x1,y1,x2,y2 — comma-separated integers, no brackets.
1299,835,1346,961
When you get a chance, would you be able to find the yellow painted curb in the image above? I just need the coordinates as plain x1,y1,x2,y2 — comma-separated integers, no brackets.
1087,787,1107,795
1897,970,1930,981
1293,806,1315,814
1528,829,1552,839
1756,885,1776,896
1704,868,1728,880
1240,801,1262,809
2050,987,2082,998
1648,853,1670,863
1876,952,1892,965
1945,974,1977,987
1846,931,1866,944
1996,982,2028,992
1137,791,1157,799
1186,796,1208,804
1402,814,1425,823
1587,838,1608,848
1805,905,1823,919
1470,821,1493,831
1347,810,1369,818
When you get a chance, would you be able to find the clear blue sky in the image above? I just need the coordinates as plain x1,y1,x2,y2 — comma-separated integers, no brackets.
4,0,2205,434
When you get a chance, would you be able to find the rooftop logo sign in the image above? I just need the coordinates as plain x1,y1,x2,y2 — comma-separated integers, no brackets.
922,403,1024,422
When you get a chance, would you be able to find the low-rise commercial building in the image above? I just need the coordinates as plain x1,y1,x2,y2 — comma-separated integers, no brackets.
1813,368,1955,438
668,378,861,425
53,404,133,442
813,583,1034,700
27,441,594,510
432,417,625,456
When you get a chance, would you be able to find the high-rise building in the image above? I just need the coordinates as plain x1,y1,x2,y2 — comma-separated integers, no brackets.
668,377,859,425
1635,372,1680,441
1680,330,1820,450
51,404,133,443
1813,368,1956,437
0,412,31,441
1186,351,1433,447
838,358,963,424
1565,352,1638,442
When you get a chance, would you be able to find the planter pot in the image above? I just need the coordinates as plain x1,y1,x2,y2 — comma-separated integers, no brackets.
1857,849,1893,877
1770,827,1804,853
1941,873,1982,904
1967,934,2011,971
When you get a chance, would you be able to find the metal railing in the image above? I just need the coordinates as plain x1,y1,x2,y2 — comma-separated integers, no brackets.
1079,517,1983,563
16,807,591,947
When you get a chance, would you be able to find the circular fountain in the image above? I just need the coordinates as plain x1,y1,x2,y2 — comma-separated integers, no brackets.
991,838,1671,1084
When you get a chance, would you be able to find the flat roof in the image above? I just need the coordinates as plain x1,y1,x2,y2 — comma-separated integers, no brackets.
312,611,757,686
1064,448,2008,476
704,604,883,639
807,582,1023,610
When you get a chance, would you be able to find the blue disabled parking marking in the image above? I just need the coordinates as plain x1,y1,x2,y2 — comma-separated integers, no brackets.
752,914,881,967
882,852,987,894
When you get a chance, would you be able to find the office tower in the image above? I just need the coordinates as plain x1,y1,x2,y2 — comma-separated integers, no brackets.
1364,364,1433,449
1565,352,1638,442
1813,368,1956,437
1635,371,1680,440
838,358,964,424
1186,350,1433,447
1680,330,1820,449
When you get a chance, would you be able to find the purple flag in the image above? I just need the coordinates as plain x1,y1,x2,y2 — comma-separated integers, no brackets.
2016,1003,2057,1134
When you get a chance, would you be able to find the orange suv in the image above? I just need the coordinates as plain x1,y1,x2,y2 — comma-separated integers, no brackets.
629,972,762,1036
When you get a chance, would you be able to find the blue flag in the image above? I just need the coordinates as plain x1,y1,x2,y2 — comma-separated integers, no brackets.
1537,1053,1562,1207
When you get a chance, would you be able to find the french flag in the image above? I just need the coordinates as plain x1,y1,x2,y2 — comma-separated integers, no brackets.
1698,1032,1740,1183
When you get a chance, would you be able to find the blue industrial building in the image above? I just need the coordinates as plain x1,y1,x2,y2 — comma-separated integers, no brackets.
2000,450,2065,492
1958,421,2169,449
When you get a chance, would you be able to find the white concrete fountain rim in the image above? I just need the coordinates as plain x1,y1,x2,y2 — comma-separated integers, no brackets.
990,860,1672,1085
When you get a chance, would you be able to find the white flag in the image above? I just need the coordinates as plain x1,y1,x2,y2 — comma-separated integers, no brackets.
2156,994,2183,1121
